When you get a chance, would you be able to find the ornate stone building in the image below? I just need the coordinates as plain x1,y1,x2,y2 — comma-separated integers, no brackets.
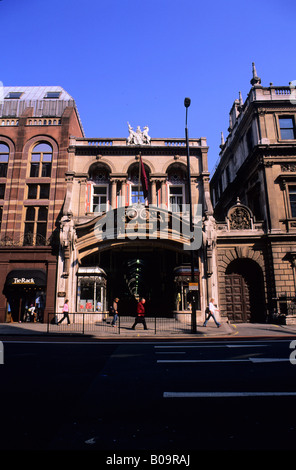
56,127,218,322
0,86,84,322
210,65,296,322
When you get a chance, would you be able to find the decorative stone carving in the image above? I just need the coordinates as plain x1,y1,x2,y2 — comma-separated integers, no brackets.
227,200,253,230
202,215,217,277
127,122,151,145
60,211,76,249
281,164,296,172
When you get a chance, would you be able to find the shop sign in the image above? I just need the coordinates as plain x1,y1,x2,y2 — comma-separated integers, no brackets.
12,277,35,285
188,282,199,291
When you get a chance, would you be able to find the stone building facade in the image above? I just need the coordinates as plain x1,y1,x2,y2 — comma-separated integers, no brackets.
210,65,296,322
55,128,218,323
0,86,84,323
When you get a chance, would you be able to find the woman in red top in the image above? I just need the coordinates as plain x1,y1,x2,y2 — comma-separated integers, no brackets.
131,298,148,330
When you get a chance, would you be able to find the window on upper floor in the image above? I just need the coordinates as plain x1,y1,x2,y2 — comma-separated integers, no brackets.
167,165,186,211
27,183,50,199
288,186,296,218
0,184,5,199
92,185,108,213
30,143,52,177
24,206,48,245
279,117,296,140
5,91,23,99
169,185,184,212
246,127,253,154
131,186,145,205
44,91,61,99
0,143,9,178
0,207,2,231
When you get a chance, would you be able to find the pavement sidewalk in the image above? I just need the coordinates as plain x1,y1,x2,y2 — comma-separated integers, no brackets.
1,320,296,339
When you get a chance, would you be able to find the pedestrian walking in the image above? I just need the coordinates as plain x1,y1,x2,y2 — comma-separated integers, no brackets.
131,298,148,330
58,299,70,325
28,304,36,322
111,297,119,327
203,298,221,327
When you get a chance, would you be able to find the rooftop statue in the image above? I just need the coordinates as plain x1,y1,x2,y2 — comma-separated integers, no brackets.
127,122,151,145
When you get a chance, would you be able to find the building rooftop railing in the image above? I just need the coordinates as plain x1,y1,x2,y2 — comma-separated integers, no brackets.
71,137,208,148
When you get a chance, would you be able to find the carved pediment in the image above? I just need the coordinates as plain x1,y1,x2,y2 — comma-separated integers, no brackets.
227,200,253,230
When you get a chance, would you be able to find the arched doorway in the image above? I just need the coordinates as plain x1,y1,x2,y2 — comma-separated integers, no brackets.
79,244,197,317
225,258,266,323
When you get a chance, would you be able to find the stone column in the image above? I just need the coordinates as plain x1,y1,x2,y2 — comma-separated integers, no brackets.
121,179,127,207
110,178,117,210
151,179,157,205
160,179,167,207
79,178,87,217
44,260,57,324
263,160,280,232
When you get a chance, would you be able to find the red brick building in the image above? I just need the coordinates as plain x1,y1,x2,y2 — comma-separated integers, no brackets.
0,87,84,322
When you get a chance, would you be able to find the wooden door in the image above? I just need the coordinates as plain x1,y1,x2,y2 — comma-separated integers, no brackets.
225,274,251,322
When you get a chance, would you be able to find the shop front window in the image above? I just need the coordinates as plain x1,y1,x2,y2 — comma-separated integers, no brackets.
77,268,107,313
174,266,200,311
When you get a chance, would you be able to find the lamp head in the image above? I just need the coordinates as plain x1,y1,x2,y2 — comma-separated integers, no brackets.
184,97,191,108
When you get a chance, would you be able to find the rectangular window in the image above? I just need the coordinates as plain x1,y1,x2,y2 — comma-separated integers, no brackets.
169,186,184,212
24,206,48,245
0,184,5,199
27,184,50,199
246,127,253,153
41,157,52,177
0,207,2,231
0,155,8,178
5,92,23,99
289,186,296,218
131,186,144,204
279,117,295,140
30,151,52,178
28,184,38,199
44,92,61,99
39,184,50,199
92,186,107,213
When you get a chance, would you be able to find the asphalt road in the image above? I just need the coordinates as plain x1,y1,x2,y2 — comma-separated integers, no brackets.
1,337,296,458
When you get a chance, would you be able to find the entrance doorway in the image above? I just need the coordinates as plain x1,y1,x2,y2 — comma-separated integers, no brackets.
225,258,265,323
4,270,47,322
5,287,46,323
80,246,195,317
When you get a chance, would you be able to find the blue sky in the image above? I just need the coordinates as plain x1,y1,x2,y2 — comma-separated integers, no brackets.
1,0,296,172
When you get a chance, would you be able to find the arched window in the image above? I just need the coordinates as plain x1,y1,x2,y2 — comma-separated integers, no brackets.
0,142,9,178
30,142,52,178
88,163,110,213
128,162,150,204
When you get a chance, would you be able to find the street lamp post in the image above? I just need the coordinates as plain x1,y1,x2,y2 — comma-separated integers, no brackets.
184,97,197,333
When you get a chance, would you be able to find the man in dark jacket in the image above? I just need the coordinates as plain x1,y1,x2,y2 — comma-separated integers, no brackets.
131,298,148,330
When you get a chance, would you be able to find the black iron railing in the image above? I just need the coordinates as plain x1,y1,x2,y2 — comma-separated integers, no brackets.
47,312,196,335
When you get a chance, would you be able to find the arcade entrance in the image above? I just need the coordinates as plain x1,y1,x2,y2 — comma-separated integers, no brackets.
79,246,199,317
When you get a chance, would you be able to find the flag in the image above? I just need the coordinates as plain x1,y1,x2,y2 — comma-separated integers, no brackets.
140,154,149,200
